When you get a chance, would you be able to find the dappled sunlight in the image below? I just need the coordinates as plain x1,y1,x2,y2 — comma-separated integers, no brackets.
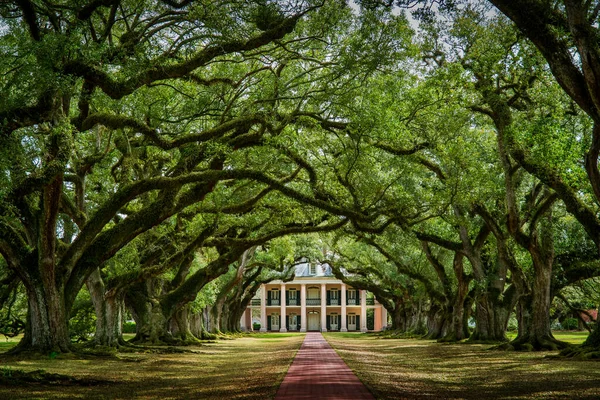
0,334,305,399
325,335,600,399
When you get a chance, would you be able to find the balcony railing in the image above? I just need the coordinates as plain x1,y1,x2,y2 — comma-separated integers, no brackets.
254,298,374,306
306,297,321,306
287,298,299,306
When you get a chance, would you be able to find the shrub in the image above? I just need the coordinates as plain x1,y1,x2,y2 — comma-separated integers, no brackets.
122,321,137,334
69,295,96,342
562,318,578,330
507,314,518,332
252,323,261,331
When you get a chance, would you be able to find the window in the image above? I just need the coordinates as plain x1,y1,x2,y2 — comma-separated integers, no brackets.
330,288,339,305
330,314,339,325
288,289,298,305
348,290,357,305
309,264,316,275
348,315,356,325
271,289,280,305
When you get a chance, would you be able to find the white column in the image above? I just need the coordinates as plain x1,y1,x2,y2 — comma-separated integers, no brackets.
341,283,347,332
300,284,307,332
360,289,367,332
381,307,388,330
260,284,267,332
321,283,327,332
280,283,287,332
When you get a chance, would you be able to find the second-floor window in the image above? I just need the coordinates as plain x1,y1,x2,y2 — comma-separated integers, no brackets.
271,289,280,305
348,289,357,304
309,264,316,275
330,289,339,305
288,289,297,305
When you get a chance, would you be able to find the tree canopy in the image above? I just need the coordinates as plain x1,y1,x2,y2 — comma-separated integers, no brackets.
1,0,599,357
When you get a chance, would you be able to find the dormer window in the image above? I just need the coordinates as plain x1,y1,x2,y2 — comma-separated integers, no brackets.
309,264,317,275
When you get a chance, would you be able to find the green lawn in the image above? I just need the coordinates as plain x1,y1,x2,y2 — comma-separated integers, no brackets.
0,333,304,400
2,330,597,399
505,330,589,344
324,331,600,400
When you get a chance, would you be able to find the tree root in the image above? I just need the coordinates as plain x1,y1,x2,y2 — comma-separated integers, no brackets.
559,345,600,360
494,335,569,351
0,368,110,386
466,332,508,344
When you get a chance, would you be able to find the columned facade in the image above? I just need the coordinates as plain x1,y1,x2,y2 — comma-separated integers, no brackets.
250,269,386,333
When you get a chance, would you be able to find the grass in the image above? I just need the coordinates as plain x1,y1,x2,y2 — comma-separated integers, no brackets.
324,331,600,400
505,330,590,344
1,330,596,399
0,333,304,399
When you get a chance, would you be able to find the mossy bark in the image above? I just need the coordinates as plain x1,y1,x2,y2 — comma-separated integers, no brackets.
424,304,449,340
87,268,126,347
12,283,71,354
468,295,511,343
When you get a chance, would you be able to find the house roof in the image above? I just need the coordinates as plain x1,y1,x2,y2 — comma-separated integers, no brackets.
294,260,333,277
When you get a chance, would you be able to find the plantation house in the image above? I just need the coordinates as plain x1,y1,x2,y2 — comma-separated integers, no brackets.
241,261,388,332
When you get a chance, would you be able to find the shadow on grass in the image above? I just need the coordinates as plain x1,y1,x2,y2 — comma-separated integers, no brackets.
0,334,305,400
325,334,600,400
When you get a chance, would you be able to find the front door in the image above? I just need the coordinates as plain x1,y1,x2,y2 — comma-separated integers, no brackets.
271,314,280,331
308,312,320,331
330,314,339,331
289,314,298,331
348,314,357,331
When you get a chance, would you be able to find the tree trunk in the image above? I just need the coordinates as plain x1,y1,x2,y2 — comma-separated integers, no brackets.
225,302,246,333
441,298,471,342
126,285,170,344
441,255,472,342
508,255,567,350
208,304,222,334
169,306,200,343
86,268,125,347
390,305,407,332
14,281,71,353
583,316,600,347
424,304,449,340
407,300,427,335
468,294,510,342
